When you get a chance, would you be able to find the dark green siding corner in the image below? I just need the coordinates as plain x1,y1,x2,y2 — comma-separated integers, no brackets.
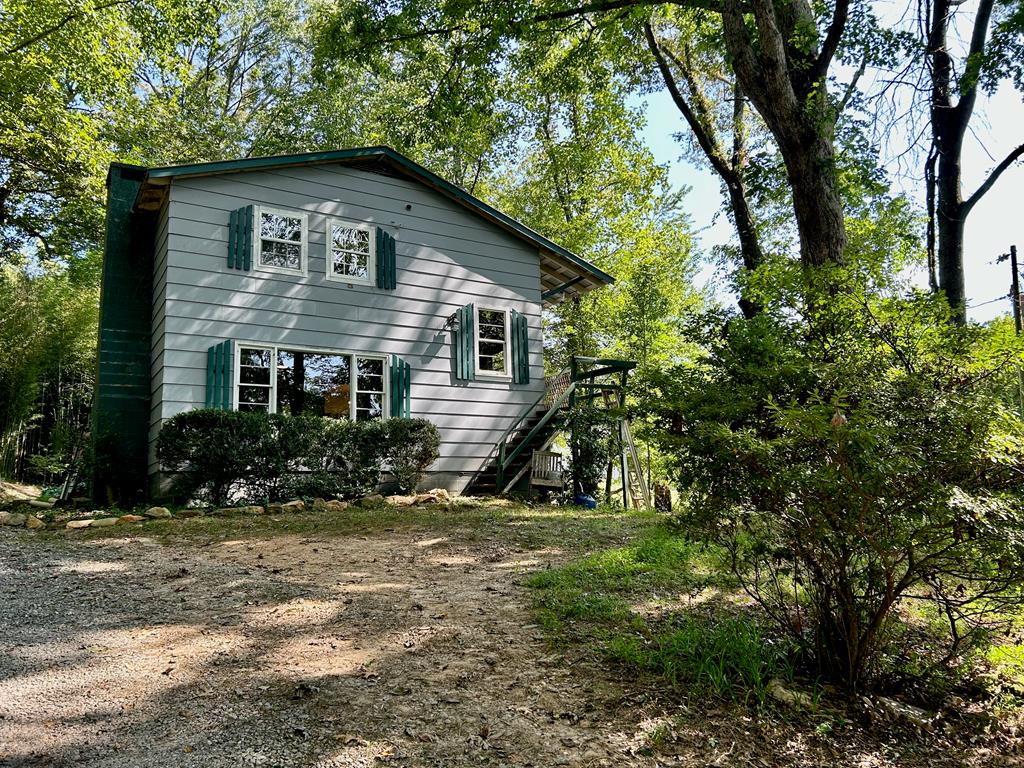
90,164,155,504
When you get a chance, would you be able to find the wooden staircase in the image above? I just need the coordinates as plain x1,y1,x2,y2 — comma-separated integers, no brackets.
465,357,653,509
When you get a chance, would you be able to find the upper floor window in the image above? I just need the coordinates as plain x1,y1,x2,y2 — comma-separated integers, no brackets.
327,219,375,285
257,206,307,275
475,307,509,378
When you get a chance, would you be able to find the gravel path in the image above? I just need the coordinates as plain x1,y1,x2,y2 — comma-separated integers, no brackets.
0,522,665,768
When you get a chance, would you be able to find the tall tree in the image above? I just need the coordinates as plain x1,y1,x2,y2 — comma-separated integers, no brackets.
924,0,1024,322
329,0,867,270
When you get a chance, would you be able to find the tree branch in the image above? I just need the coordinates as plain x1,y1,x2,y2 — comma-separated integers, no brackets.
963,142,1024,214
3,0,136,56
810,0,851,84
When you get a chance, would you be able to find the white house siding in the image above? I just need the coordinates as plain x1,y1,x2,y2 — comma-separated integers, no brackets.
148,198,170,475
151,164,545,492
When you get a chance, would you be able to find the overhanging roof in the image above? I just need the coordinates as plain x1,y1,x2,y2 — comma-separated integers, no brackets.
128,145,613,303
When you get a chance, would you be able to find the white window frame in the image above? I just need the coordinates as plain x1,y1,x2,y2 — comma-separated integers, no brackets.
325,218,376,286
474,306,511,379
232,342,390,420
255,205,309,277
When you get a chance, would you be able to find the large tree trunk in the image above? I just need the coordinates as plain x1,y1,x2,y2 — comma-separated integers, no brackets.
936,150,967,318
779,129,847,267
720,0,849,269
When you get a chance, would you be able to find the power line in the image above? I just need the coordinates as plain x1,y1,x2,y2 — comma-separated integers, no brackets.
966,294,1010,309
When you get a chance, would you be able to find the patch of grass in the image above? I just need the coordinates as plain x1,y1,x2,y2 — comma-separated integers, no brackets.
607,616,795,706
529,524,795,705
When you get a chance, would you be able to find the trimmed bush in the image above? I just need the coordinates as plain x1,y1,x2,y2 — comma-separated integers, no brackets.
155,409,441,505
384,418,441,492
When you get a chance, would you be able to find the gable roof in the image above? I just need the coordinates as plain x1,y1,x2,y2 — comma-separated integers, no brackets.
125,145,613,302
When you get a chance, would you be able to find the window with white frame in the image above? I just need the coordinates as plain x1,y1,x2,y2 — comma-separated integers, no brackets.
327,219,375,284
236,344,386,420
257,207,307,274
475,307,509,377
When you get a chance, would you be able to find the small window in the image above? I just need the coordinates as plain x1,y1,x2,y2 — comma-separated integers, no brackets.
327,220,375,285
476,308,509,377
237,347,273,411
257,207,307,275
235,344,388,420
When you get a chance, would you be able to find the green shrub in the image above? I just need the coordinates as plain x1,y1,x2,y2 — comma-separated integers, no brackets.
383,418,441,492
155,409,275,506
653,267,1024,690
155,410,441,504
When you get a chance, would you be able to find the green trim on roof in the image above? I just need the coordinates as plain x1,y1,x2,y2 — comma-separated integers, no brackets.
144,146,614,287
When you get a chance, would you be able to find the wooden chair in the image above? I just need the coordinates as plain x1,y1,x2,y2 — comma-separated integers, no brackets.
530,450,564,492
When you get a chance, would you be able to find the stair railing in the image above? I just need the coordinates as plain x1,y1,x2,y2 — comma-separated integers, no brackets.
497,374,576,490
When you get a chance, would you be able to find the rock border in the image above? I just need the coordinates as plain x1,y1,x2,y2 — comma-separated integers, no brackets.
0,487,456,532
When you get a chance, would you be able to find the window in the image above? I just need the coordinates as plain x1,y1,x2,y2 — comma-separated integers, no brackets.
326,219,375,285
237,347,273,411
257,206,307,275
475,307,509,377
235,344,387,420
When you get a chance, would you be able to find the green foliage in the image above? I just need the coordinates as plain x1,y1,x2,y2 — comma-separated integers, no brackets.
155,409,276,506
607,617,795,706
0,260,98,480
564,404,620,499
530,526,788,704
652,263,1024,689
155,410,441,505
383,418,441,492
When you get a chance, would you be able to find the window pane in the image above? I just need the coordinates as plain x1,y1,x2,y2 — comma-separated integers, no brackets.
479,321,506,341
239,365,270,385
356,358,384,377
332,250,369,280
261,212,302,242
240,348,271,367
478,309,506,334
331,225,370,254
238,402,269,412
239,385,270,405
276,350,351,419
260,240,301,269
356,392,383,420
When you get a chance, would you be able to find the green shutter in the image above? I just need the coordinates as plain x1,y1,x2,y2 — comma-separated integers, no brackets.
510,309,530,385
454,303,475,381
376,228,397,290
228,206,254,270
206,341,234,410
390,356,411,418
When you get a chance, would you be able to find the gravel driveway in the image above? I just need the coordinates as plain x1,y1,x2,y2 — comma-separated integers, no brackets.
0,516,663,767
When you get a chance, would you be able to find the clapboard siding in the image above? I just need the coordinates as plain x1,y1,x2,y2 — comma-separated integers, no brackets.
152,163,546,492
149,200,170,474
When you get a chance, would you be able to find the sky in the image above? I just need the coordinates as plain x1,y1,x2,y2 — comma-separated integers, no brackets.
636,64,1024,324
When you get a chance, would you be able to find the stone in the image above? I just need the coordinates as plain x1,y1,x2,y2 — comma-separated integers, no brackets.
280,500,305,513
214,506,261,516
358,494,384,507
25,516,45,530
387,495,416,507
28,499,54,509
767,678,813,709
426,488,452,502
324,500,349,512
66,519,93,529
311,498,328,511
91,517,118,528
1,513,26,527
176,508,205,518
117,514,145,524
145,506,172,519
873,695,935,732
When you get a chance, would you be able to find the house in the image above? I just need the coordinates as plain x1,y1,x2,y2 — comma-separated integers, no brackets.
91,146,614,501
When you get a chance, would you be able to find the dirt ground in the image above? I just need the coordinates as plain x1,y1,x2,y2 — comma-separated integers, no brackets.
0,510,683,767
0,507,1017,767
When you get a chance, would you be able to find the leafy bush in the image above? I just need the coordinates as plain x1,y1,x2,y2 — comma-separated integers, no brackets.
564,404,620,498
156,411,441,505
653,267,1024,690
155,409,275,506
384,418,441,492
